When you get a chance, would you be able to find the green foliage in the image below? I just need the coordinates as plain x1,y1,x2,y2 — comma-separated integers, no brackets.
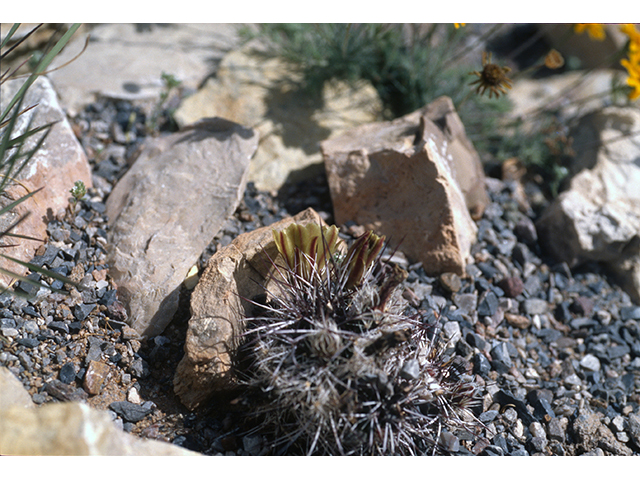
147,71,182,133
248,23,481,119
0,23,81,295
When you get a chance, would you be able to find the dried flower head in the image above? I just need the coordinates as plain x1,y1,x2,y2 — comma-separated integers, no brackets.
469,51,512,99
544,49,565,69
239,222,481,455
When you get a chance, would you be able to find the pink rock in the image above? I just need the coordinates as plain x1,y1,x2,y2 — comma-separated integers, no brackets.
0,76,92,289
321,96,486,276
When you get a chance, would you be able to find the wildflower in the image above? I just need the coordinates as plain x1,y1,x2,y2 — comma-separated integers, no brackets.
621,51,640,100
573,23,606,41
469,51,513,99
620,24,640,100
544,49,565,69
454,23,466,29
620,23,640,50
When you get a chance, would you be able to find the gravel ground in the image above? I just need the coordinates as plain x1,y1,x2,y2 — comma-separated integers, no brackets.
1,97,640,456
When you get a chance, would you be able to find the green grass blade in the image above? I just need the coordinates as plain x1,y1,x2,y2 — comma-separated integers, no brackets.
0,23,81,124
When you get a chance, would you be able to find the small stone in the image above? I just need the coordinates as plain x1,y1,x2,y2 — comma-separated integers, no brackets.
529,436,548,452
523,298,548,316
478,290,499,317
73,303,95,321
127,387,141,404
59,363,77,384
109,400,153,423
595,310,611,325
83,360,110,395
497,276,524,298
580,354,601,372
242,434,263,456
437,431,460,452
400,359,420,380
439,272,462,293
611,416,625,433
48,321,70,334
571,296,594,316
479,410,499,423
563,373,582,387
530,422,547,439
504,312,531,329
44,380,88,402
547,417,568,442
620,306,640,321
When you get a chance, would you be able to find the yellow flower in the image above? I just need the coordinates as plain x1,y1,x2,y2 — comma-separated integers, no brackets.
574,23,606,41
454,23,466,29
621,52,640,100
620,24,640,52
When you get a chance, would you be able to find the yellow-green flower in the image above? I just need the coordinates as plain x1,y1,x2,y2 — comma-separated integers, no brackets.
454,23,466,29
574,23,606,41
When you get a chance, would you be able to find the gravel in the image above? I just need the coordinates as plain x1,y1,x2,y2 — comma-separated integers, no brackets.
1,96,639,455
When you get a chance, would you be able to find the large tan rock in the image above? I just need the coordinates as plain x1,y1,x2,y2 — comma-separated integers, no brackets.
174,40,383,192
0,401,199,455
0,76,93,289
174,207,323,410
536,106,640,303
106,118,258,338
321,97,486,276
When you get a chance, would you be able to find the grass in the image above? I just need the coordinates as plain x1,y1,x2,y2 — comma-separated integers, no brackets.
0,23,81,296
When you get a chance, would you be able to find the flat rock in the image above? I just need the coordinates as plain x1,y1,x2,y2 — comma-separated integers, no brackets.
48,23,241,115
536,106,640,303
0,402,198,455
174,40,383,192
106,118,258,338
0,76,93,288
321,96,486,276
174,207,323,410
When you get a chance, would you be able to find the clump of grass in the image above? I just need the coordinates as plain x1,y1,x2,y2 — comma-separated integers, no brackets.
0,23,81,295
238,223,480,455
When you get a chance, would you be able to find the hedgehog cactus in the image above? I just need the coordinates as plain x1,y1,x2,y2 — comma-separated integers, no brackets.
240,222,480,455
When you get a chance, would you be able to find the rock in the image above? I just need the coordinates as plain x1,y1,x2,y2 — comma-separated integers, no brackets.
106,118,258,337
321,97,486,276
504,312,531,329
0,366,35,409
174,207,324,410
0,76,93,288
0,402,198,455
108,400,153,423
536,106,640,304
175,40,383,192
83,360,110,395
571,408,633,455
48,23,241,115
498,276,524,298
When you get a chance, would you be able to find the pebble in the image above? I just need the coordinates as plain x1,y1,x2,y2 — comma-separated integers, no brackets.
579,354,601,372
109,400,153,423
83,360,110,395
59,362,77,384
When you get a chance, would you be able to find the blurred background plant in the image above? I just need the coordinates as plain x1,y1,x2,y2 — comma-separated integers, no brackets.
241,23,639,200
0,23,81,297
